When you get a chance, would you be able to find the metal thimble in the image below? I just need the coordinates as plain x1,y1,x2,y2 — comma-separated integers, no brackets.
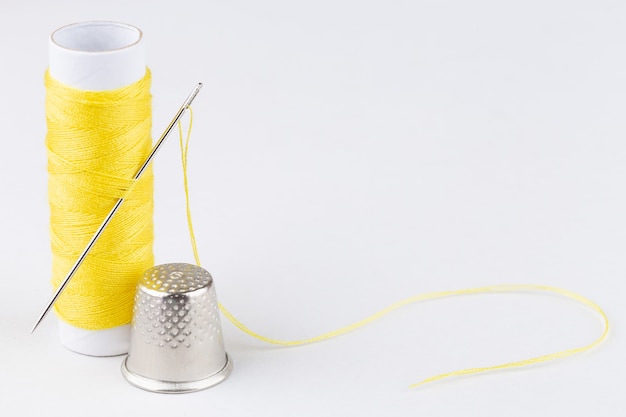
121,263,232,393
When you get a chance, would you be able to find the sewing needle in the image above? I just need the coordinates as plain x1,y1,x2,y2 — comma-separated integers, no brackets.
31,82,203,334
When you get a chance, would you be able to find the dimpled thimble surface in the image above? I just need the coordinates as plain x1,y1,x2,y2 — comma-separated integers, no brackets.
121,263,232,393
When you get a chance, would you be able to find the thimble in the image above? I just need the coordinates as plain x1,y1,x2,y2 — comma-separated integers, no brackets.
122,263,232,393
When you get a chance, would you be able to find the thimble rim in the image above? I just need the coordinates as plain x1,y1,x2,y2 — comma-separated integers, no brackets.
121,353,233,394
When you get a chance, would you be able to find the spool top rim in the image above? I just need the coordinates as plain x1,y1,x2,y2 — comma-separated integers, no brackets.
51,21,143,54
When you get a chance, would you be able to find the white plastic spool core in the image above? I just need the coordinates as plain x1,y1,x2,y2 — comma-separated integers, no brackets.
50,21,145,91
49,21,147,356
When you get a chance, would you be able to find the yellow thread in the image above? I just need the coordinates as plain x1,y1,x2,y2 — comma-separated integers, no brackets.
45,70,154,330
178,109,201,264
178,111,609,388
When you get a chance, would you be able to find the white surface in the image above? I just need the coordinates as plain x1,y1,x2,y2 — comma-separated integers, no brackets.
49,21,146,355
1,1,624,416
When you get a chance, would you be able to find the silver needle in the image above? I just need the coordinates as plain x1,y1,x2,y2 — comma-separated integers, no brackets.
31,83,203,334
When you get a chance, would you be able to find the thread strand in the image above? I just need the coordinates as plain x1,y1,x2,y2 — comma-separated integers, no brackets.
178,110,609,388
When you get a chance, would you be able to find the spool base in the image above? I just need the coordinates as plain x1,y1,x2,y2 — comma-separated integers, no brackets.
121,353,233,393
58,321,130,356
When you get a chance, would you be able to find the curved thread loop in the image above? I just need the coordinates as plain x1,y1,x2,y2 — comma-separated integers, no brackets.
178,112,609,387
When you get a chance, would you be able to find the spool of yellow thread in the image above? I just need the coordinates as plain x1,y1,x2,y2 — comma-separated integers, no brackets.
46,21,153,356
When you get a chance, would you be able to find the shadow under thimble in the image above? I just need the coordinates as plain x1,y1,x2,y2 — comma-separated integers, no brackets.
122,263,233,393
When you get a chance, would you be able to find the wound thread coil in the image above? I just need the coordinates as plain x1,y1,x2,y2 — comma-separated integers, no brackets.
45,69,154,331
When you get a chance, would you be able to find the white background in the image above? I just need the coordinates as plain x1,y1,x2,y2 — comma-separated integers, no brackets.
1,1,624,415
